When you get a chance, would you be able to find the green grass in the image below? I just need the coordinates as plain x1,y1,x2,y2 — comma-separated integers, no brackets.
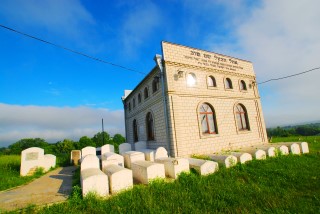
0,155,45,191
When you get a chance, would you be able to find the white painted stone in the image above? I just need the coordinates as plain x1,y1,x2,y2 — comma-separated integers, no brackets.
101,144,114,155
209,155,237,168
135,141,147,150
103,165,133,194
119,143,132,155
154,147,168,159
300,142,309,154
123,151,145,169
155,157,189,179
41,154,56,171
265,147,276,157
81,168,109,197
20,147,45,176
70,150,81,165
231,152,252,164
137,149,155,161
253,149,267,160
81,146,96,161
81,155,100,172
289,143,301,155
187,158,219,175
101,152,124,170
131,161,165,184
278,145,289,155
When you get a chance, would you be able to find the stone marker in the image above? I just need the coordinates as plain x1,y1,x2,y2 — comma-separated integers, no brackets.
81,168,109,197
20,147,44,176
209,155,237,168
41,154,56,171
231,152,252,164
81,155,100,171
134,141,155,161
300,142,309,154
101,144,114,155
253,149,267,160
119,143,132,155
123,151,145,169
135,141,147,150
154,147,168,159
278,145,289,155
187,158,219,175
81,146,96,161
155,157,189,179
264,147,276,157
101,152,124,170
103,165,133,194
131,161,165,184
70,150,81,166
289,143,301,155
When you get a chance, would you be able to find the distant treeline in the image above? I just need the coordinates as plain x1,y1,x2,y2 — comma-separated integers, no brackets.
0,132,125,161
267,123,320,137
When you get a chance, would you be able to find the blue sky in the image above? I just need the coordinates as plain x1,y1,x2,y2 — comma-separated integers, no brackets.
1,0,319,147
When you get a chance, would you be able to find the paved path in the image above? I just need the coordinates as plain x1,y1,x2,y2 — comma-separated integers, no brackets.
0,166,76,212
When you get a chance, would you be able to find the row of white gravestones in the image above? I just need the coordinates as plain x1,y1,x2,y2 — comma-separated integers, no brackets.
20,147,56,176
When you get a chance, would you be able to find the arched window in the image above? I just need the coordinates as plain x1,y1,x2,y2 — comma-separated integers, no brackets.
133,98,136,108
152,77,160,93
146,112,155,140
240,80,247,91
133,119,138,142
199,103,218,134
207,76,217,87
138,93,141,103
235,104,250,131
187,73,197,86
225,78,233,89
128,102,131,111
144,87,149,99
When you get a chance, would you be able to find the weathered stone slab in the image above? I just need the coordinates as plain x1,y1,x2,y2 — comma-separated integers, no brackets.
81,168,109,197
41,154,56,171
101,152,124,170
154,147,168,159
131,161,165,184
300,142,309,154
81,146,96,161
123,151,145,169
20,147,44,176
81,155,100,172
119,143,132,155
103,165,133,194
155,158,189,179
135,141,147,150
231,152,252,164
278,145,289,155
253,149,267,160
70,150,81,166
264,147,276,157
187,158,219,175
209,155,237,168
101,144,114,155
135,149,154,161
289,143,301,155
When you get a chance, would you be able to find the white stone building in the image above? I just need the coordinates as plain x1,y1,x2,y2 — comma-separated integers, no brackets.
122,42,268,157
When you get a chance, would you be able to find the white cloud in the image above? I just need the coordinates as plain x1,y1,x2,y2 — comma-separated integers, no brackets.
0,103,125,147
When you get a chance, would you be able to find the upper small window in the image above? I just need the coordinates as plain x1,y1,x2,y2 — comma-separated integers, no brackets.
225,78,233,89
152,77,160,93
133,98,136,108
144,87,149,99
207,76,217,87
187,73,197,86
128,102,131,111
240,80,247,91
138,93,141,103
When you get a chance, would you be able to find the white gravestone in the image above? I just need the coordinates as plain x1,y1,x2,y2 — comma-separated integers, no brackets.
155,157,189,179
135,141,155,161
70,150,81,166
135,141,147,150
131,161,165,184
154,147,168,159
265,147,276,157
209,155,237,168
41,154,56,171
81,146,96,161
252,149,267,160
231,152,252,164
119,143,132,155
278,145,289,155
123,151,145,169
300,142,309,154
102,152,124,170
103,165,133,194
289,143,301,155
101,144,114,155
81,155,100,172
187,158,219,176
20,147,44,176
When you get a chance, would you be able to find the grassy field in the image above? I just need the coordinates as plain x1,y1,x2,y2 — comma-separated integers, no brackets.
0,155,44,191
31,139,320,213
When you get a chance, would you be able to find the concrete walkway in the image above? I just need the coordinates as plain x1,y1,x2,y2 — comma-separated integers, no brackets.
0,166,76,212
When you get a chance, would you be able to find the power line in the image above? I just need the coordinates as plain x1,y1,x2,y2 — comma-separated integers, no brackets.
0,24,146,75
258,67,320,85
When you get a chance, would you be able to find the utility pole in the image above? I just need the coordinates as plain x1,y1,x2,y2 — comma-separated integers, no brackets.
102,118,105,145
